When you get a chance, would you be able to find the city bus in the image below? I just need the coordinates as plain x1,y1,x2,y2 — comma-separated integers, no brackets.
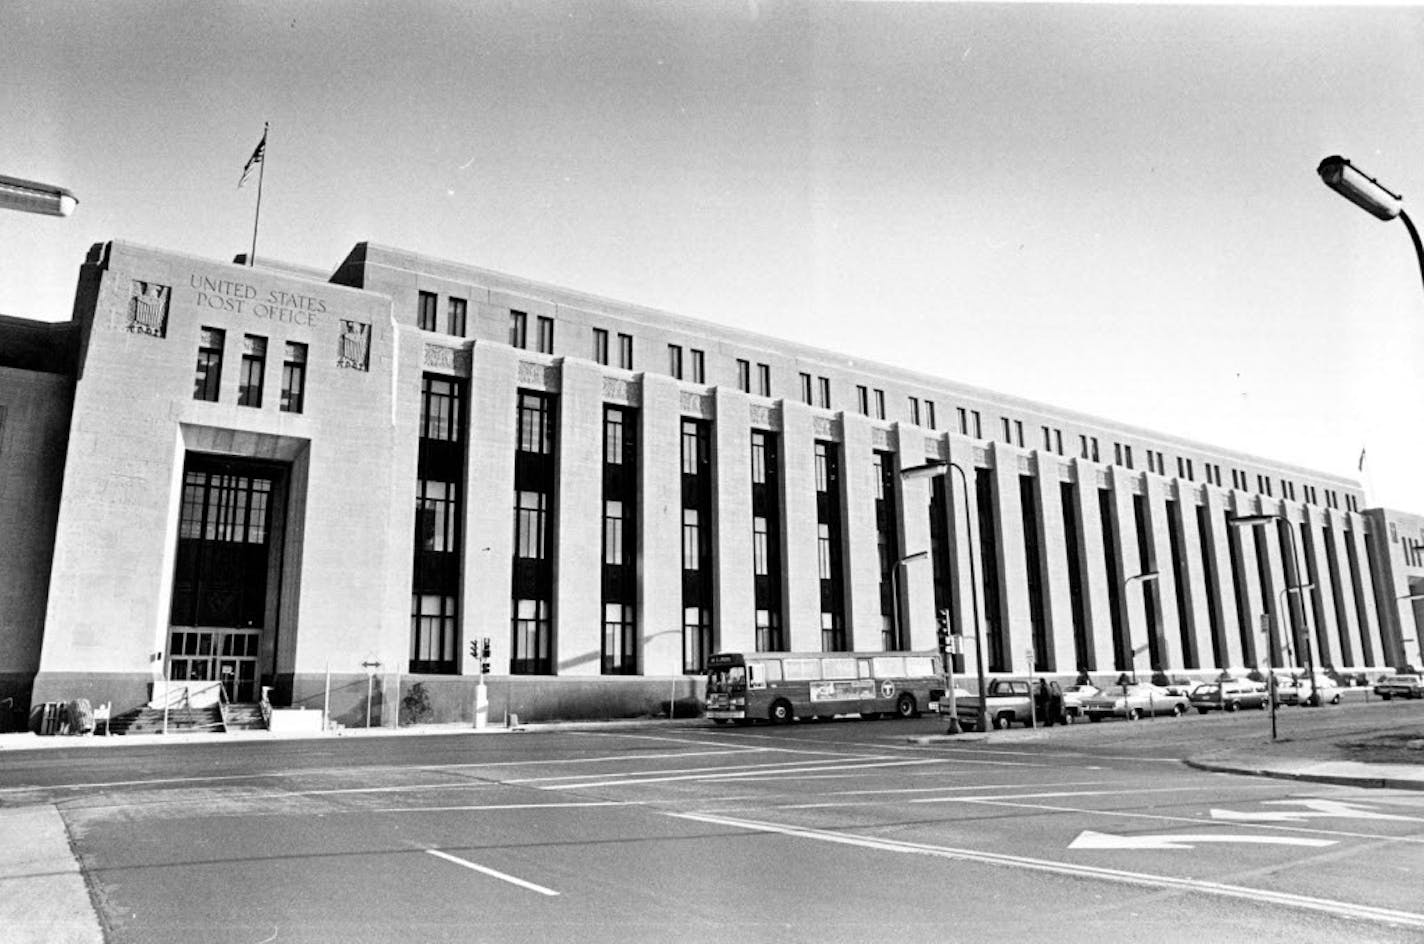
704,650,946,724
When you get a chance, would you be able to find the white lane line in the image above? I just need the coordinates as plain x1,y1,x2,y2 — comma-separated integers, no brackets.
383,800,639,813
426,849,559,896
910,785,1241,804
823,780,1115,797
411,748,772,772
949,796,1424,845
670,812,1424,930
540,758,944,790
505,755,902,785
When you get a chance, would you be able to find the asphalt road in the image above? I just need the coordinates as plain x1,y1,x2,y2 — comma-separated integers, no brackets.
3,704,1422,943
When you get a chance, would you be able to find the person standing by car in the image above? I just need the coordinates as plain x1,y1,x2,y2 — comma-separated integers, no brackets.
1034,679,1054,727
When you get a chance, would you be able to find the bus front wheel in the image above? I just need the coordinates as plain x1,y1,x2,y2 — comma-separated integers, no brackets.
895,694,917,719
770,700,793,724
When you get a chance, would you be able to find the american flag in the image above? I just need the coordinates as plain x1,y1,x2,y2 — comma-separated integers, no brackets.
238,125,267,188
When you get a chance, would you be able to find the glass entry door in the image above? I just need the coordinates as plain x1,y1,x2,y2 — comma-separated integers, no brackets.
169,629,261,703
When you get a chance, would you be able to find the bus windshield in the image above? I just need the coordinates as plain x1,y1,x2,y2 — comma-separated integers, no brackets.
707,664,746,693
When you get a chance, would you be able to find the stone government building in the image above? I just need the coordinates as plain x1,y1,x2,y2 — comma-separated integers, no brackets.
2,239,1421,730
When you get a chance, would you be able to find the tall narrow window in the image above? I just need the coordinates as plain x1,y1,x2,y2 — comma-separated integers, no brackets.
618,333,633,369
602,404,638,673
238,335,266,408
801,373,814,405
691,349,705,383
512,390,556,675
668,344,684,379
872,388,884,419
509,311,528,348
909,396,921,426
418,291,438,331
412,373,465,675
857,385,870,415
750,430,783,651
194,327,225,402
593,328,609,365
536,316,554,354
756,363,771,396
816,441,846,651
925,400,937,430
280,342,307,414
818,377,832,409
447,297,466,336
737,359,751,393
682,418,714,672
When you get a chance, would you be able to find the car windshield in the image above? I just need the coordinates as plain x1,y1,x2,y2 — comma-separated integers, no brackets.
1192,685,1219,696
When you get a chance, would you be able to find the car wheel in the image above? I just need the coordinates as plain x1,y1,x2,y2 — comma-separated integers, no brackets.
896,694,917,719
1381,693,1392,701
769,700,793,724
994,713,1013,730
711,718,729,726
1196,707,1209,715
1171,704,1185,717
1088,713,1102,722
1225,700,1239,712
1330,695,1341,705
1127,707,1143,721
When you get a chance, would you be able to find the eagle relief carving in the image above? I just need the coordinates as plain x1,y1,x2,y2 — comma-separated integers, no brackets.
337,319,371,371
127,281,170,337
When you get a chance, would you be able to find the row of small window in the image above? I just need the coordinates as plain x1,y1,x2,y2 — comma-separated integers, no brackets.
193,328,307,413
422,293,1360,512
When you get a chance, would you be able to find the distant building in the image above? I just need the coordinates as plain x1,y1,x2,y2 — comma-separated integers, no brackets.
0,241,1415,729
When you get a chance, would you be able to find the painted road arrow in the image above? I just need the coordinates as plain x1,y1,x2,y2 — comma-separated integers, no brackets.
1211,799,1424,823
1070,830,1336,850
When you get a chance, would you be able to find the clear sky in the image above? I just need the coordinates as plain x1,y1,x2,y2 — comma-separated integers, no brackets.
4,2,1423,512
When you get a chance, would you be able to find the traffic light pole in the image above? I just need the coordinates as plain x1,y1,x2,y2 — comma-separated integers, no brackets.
937,610,961,734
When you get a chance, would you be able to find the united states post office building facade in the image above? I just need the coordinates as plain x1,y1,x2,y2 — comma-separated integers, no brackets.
2,240,1420,729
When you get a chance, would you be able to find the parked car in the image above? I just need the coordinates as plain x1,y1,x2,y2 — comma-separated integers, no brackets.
1060,684,1099,719
1276,673,1342,706
1189,679,1269,713
1374,674,1424,700
1080,684,1189,721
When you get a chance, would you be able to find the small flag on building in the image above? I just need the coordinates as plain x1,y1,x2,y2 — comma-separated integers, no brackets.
1358,447,1367,472
238,125,267,188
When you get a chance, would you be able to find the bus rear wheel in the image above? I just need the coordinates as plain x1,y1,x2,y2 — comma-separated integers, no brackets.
769,700,793,724
895,694,917,719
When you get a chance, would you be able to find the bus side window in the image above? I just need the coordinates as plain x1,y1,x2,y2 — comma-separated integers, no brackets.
747,662,766,690
858,659,872,679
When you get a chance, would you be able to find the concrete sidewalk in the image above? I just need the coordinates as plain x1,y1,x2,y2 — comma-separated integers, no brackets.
0,806,103,944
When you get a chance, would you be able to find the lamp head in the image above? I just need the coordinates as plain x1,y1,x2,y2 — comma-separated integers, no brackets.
1318,155,1403,221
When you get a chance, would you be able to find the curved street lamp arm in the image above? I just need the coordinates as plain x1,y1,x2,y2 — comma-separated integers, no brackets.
1399,209,1424,296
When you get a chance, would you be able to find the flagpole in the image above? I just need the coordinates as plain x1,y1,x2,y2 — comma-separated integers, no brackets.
249,122,268,268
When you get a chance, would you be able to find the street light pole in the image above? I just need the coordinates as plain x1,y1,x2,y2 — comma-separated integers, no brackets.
1318,155,1424,295
901,459,989,733
1394,593,1424,672
1231,514,1318,705
891,550,929,652
1122,571,1160,684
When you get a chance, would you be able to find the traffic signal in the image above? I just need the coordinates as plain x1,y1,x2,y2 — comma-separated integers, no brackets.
480,636,491,675
936,609,950,653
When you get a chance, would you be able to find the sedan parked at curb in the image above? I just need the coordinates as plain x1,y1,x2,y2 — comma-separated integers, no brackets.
1080,684,1189,721
1276,673,1342,706
1374,674,1424,700
1189,680,1269,713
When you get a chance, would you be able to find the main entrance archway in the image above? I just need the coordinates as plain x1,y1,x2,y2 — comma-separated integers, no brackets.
168,455,286,704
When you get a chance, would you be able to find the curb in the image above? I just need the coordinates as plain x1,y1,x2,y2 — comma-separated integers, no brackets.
1183,757,1424,791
